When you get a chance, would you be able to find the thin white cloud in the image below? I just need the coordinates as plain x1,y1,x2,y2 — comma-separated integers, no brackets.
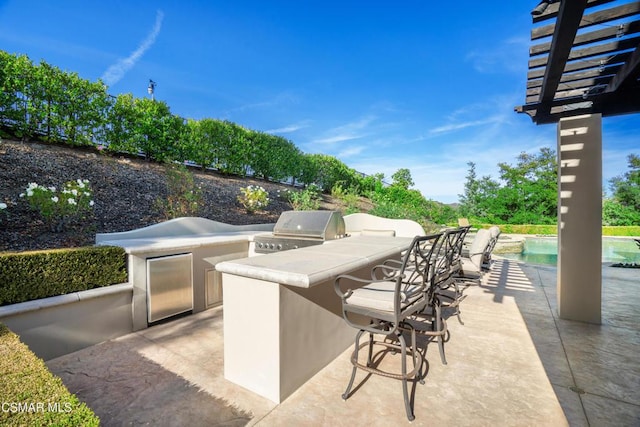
338,145,366,158
429,118,498,135
314,134,364,144
266,125,302,134
101,10,164,86
427,96,518,137
226,91,299,115
265,120,311,134
312,115,376,145
332,115,376,133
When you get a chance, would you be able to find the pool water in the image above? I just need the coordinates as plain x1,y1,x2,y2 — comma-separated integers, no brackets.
499,237,640,266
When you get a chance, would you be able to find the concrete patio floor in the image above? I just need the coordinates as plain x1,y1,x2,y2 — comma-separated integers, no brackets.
46,259,640,426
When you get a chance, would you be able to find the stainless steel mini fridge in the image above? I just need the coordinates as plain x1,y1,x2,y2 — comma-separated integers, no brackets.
146,253,193,323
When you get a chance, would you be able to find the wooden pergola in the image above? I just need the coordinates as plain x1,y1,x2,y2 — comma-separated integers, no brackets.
515,0,640,124
515,0,640,324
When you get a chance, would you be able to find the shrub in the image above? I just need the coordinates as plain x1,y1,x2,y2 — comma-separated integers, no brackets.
237,185,269,213
276,188,293,202
0,246,127,306
0,324,100,426
331,182,361,214
287,184,321,211
155,163,202,219
602,198,640,226
20,179,95,232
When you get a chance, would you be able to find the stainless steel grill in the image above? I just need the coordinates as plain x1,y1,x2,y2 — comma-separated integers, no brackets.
253,210,346,254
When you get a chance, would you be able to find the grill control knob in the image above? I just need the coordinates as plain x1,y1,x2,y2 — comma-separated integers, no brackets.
277,244,283,250
257,242,263,248
269,243,275,249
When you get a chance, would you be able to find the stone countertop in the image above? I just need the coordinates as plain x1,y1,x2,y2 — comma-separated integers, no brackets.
211,235,413,288
96,231,270,255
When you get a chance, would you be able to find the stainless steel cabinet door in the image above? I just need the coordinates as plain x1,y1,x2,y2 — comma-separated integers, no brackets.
146,253,193,323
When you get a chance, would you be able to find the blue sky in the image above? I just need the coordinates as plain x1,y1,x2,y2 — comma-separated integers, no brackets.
1,1,638,203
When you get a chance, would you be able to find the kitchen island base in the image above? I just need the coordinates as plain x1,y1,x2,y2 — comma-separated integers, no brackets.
222,273,361,403
216,235,414,403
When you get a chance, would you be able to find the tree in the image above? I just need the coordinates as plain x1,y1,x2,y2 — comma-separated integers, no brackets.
610,154,640,211
184,118,230,170
391,168,414,189
5,53,41,140
458,148,557,224
104,93,139,154
296,154,359,192
220,121,252,176
494,148,557,224
602,198,640,226
605,154,640,225
459,162,480,218
458,162,500,220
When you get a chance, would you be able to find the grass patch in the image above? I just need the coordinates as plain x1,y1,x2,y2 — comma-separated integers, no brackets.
0,324,99,426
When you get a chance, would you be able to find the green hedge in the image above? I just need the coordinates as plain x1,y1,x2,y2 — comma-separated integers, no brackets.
0,246,127,306
462,224,640,237
478,224,557,235
0,324,100,426
602,226,640,236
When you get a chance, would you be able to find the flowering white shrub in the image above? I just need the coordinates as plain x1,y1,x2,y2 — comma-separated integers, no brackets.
20,179,95,231
237,185,269,213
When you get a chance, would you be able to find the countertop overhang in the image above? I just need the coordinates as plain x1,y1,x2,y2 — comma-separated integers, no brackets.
212,235,413,288
97,231,270,255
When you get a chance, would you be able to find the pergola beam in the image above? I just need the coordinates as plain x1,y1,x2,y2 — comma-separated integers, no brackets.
527,76,612,101
527,64,622,89
527,52,631,79
516,1,640,125
536,0,589,118
532,0,615,23
605,42,640,92
516,86,640,123
529,35,640,69
530,20,640,56
532,2,640,40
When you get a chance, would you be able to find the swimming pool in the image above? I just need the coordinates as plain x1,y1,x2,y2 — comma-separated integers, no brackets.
499,237,640,266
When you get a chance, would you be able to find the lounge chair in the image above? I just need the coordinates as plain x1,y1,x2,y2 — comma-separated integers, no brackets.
482,226,501,270
458,228,493,281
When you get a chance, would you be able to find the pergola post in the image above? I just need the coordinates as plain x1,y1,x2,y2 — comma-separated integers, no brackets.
557,113,602,324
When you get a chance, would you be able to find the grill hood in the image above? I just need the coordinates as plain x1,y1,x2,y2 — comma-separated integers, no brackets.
272,210,345,240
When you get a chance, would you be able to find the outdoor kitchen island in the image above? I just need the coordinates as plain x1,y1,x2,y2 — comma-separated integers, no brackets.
210,234,413,404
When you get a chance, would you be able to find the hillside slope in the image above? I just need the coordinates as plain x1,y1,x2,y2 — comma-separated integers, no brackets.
0,140,344,252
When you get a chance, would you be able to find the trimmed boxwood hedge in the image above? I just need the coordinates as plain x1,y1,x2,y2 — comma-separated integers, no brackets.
0,324,100,425
457,224,640,237
0,246,127,306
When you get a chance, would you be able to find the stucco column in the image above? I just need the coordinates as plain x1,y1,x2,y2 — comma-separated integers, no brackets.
557,114,602,324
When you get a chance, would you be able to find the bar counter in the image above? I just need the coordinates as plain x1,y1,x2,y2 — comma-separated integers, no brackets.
208,235,413,403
